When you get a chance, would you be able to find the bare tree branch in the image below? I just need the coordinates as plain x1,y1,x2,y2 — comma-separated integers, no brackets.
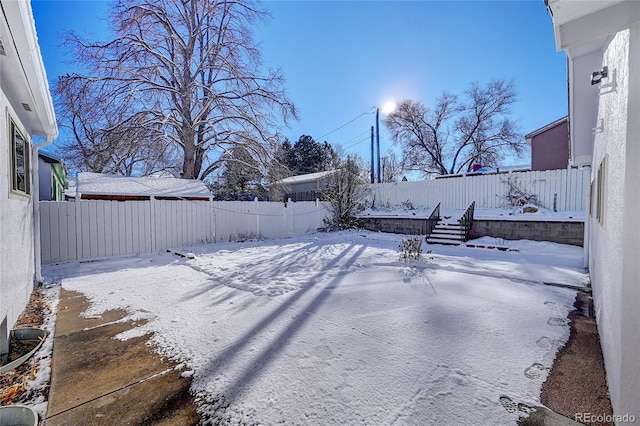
56,0,297,180
384,79,526,177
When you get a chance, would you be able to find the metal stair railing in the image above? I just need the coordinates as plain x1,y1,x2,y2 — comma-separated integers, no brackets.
426,202,441,238
458,201,475,241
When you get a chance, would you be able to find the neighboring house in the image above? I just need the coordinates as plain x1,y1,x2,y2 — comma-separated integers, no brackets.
74,172,212,201
524,116,570,171
546,0,640,418
1,1,58,355
38,152,67,201
434,164,531,179
276,170,337,202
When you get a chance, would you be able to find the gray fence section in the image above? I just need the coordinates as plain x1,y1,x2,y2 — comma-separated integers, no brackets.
40,199,330,264
369,168,591,211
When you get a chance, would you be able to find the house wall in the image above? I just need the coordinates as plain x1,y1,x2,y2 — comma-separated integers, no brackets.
0,90,36,354
38,157,53,201
569,50,602,167
290,181,321,193
588,25,640,418
531,121,569,171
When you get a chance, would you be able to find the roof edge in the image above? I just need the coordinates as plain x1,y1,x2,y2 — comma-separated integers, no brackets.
524,116,568,140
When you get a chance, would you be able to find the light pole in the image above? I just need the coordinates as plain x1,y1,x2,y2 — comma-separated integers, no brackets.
376,108,381,184
370,126,375,184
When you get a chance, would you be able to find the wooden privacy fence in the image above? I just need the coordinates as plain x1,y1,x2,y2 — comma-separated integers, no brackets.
40,199,330,264
368,168,591,211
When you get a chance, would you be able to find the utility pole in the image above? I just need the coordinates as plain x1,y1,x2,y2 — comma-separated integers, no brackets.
376,108,381,184
370,126,375,184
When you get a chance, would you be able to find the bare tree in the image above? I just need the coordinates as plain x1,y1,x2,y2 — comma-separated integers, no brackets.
55,76,179,176
381,150,401,183
322,154,370,229
384,79,525,176
59,0,297,179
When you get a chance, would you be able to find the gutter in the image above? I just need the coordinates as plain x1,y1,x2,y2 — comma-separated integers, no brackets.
32,135,55,284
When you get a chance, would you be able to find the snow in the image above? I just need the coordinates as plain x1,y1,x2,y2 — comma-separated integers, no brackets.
75,172,211,198
277,170,337,185
42,231,587,425
20,285,59,420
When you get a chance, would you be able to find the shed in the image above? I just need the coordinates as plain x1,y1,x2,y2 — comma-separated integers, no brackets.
276,170,337,201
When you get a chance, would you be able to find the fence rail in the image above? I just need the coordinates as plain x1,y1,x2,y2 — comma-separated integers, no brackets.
40,199,330,264
368,168,591,211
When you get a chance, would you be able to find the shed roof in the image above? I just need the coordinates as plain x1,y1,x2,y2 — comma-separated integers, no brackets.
76,172,211,199
278,170,337,185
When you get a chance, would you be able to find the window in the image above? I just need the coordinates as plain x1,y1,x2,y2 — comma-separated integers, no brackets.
596,156,606,225
589,179,595,218
10,119,30,195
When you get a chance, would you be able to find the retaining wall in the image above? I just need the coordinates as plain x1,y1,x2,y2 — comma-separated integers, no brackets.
469,220,584,247
360,217,432,235
360,217,584,247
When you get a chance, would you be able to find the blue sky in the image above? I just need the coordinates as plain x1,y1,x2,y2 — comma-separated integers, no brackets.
32,0,567,172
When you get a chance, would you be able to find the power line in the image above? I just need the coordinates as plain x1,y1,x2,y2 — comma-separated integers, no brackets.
315,106,375,141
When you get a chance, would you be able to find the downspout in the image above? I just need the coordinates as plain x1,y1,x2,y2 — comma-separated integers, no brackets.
32,135,55,285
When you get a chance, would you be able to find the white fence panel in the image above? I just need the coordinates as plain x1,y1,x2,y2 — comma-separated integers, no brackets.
40,199,329,264
368,168,590,211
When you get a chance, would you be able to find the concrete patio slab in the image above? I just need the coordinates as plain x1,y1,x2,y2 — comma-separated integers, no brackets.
46,289,199,425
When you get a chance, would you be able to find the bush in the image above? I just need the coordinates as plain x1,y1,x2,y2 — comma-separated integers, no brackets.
399,236,424,261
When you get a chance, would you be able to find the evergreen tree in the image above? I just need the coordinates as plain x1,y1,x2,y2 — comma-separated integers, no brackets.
217,147,266,200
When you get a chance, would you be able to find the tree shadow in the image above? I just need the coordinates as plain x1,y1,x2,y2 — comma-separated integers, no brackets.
198,242,368,408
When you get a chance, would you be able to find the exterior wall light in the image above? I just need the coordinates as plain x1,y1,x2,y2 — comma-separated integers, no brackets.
591,66,608,85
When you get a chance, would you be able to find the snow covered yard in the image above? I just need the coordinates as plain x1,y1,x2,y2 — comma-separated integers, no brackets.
43,231,587,425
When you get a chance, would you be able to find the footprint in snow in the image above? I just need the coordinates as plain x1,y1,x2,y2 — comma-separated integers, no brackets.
547,317,570,326
500,395,537,415
536,336,557,349
524,362,548,379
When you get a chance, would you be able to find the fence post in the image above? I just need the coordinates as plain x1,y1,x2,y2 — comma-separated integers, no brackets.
209,197,215,243
287,198,293,237
150,196,156,252
254,197,260,237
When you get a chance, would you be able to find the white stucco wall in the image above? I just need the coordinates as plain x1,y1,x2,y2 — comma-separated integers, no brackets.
589,25,640,419
618,22,640,419
0,90,36,354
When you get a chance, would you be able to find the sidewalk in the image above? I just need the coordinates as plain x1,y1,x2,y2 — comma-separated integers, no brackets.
46,289,199,425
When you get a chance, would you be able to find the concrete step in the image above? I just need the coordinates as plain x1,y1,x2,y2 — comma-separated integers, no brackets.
426,237,461,246
436,222,463,228
431,228,465,236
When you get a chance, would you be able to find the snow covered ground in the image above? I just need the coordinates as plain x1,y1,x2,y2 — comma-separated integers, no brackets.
43,231,587,425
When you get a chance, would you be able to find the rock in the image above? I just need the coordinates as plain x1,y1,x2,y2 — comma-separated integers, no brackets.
523,205,539,213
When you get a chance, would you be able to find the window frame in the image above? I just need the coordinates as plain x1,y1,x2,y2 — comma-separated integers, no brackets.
596,155,606,226
9,117,30,196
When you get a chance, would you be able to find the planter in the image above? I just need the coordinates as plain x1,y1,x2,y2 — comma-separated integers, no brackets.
0,328,47,374
0,405,38,426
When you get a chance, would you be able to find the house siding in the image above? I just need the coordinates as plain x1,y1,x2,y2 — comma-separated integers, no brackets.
531,121,569,171
38,156,53,201
588,25,640,418
0,91,36,354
